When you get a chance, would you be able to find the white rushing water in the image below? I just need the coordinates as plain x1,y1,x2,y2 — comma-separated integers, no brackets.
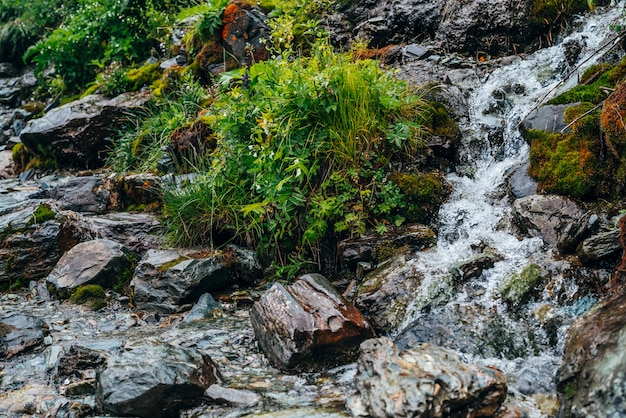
397,1,625,412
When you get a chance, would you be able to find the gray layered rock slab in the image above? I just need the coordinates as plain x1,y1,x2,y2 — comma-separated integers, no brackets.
86,212,162,255
19,92,150,168
349,337,507,418
0,312,49,359
42,176,110,213
250,273,375,371
131,245,261,313
449,251,501,283
183,293,222,323
354,255,423,333
576,228,622,264
557,292,626,417
521,104,575,133
205,384,261,407
97,342,219,417
46,239,133,294
513,195,585,249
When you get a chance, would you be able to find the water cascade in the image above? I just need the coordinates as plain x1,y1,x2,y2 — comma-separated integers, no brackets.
396,2,625,412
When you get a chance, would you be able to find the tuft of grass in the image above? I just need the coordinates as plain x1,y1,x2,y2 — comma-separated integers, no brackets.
159,39,434,273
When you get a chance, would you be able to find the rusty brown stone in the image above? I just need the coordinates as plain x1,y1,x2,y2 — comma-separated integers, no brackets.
250,273,375,371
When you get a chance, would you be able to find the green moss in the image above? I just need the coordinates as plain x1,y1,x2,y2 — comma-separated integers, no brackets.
548,59,626,105
500,263,544,305
529,0,589,35
157,256,188,272
70,284,106,310
112,252,138,294
527,102,601,198
27,203,56,226
388,171,450,223
372,241,407,263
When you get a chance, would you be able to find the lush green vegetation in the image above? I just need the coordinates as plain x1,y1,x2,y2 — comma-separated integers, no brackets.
156,41,449,274
527,58,626,199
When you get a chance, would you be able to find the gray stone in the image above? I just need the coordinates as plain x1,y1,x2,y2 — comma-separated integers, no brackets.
449,251,501,283
0,312,49,359
557,292,626,417
205,384,262,407
97,342,219,417
183,293,222,323
19,92,151,168
349,337,507,418
44,176,110,214
513,195,585,248
506,161,537,199
132,246,260,313
576,228,622,264
250,274,375,371
521,104,575,133
46,239,133,294
403,44,430,60
354,255,423,333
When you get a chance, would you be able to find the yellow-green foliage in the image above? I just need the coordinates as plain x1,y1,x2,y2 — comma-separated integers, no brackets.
528,103,600,198
70,284,106,310
425,100,461,138
500,263,544,305
27,203,56,225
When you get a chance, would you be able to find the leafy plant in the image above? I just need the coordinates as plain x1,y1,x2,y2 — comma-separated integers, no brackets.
158,39,437,274
24,0,174,91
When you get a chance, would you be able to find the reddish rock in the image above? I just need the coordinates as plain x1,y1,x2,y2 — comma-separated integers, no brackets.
250,273,375,371
221,0,269,65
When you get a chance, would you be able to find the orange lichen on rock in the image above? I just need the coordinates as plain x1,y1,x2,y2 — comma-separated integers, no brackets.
601,81,626,158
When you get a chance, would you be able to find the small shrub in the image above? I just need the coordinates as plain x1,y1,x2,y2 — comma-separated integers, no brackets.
160,40,433,273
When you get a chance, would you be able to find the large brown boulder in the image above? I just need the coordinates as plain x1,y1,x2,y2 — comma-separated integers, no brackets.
250,273,375,371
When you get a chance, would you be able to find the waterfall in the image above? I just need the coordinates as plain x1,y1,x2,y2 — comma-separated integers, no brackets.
396,1,625,410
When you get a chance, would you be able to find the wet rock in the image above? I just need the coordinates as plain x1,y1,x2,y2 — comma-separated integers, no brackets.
520,104,574,133
349,337,507,418
341,0,445,48
339,224,435,271
354,255,423,333
505,161,537,199
0,200,65,288
435,0,529,55
132,245,261,313
513,195,585,249
205,384,262,407
39,176,110,214
221,0,270,65
575,228,622,264
449,251,500,283
106,173,162,211
562,38,584,67
250,273,375,371
46,239,134,296
19,92,151,169
557,291,626,417
97,342,219,417
499,263,546,306
0,62,18,77
397,306,545,361
85,211,162,255
0,312,49,359
57,345,107,383
183,292,222,323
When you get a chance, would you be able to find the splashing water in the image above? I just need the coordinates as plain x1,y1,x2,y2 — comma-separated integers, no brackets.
397,2,626,411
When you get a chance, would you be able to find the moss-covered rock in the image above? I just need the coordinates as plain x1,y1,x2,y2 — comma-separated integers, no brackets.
500,263,545,306
388,171,450,223
70,284,107,310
